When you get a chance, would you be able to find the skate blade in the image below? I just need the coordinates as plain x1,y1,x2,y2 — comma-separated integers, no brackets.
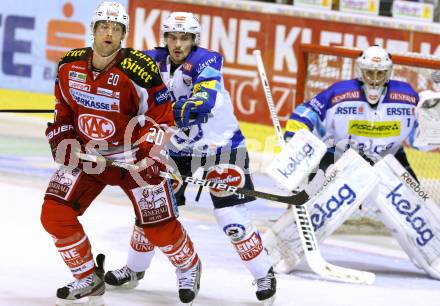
55,295,104,306
262,295,276,306
106,279,139,290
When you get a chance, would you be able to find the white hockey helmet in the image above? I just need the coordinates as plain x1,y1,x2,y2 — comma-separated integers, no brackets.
356,45,393,105
91,2,129,34
161,12,201,45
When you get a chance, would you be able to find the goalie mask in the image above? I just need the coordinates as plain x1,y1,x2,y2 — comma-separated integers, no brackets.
356,46,392,105
161,12,201,45
91,1,129,34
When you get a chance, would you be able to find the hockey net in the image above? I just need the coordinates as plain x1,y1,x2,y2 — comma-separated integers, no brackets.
296,44,440,234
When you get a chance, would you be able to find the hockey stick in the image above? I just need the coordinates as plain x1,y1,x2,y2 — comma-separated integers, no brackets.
76,152,310,205
253,49,375,284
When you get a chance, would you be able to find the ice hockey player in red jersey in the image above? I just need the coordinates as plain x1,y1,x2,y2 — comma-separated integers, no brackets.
40,2,201,305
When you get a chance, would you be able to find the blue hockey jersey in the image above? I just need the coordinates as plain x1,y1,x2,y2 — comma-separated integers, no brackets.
285,79,420,162
145,47,245,157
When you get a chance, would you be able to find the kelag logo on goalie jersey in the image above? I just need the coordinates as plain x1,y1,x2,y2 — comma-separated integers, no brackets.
310,184,357,231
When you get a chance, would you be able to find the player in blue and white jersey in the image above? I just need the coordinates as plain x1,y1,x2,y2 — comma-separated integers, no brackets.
284,45,419,175
105,12,276,304
267,46,440,280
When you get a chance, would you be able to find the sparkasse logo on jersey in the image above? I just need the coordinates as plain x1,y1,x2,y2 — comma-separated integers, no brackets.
70,89,120,112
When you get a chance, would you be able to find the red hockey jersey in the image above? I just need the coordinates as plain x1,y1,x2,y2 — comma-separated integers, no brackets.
54,47,173,158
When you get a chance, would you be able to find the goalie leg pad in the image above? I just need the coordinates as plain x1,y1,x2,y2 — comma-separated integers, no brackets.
371,155,440,279
214,204,272,279
264,149,379,274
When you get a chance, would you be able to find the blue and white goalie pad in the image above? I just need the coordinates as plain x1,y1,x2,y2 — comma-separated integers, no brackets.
371,154,440,279
264,149,379,273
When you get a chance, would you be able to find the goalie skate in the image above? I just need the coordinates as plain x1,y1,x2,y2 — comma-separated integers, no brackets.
55,254,105,306
104,266,145,289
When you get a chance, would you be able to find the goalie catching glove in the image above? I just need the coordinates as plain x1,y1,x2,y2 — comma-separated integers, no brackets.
172,95,213,128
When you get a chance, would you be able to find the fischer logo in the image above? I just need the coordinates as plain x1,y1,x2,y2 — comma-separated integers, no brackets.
276,144,315,179
78,114,115,140
310,184,357,231
386,183,433,246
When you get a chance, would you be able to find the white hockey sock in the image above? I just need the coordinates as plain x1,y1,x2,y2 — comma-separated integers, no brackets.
214,205,272,279
126,225,155,272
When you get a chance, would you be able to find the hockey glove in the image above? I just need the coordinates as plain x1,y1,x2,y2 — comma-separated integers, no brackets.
173,97,211,128
45,122,83,168
135,126,171,185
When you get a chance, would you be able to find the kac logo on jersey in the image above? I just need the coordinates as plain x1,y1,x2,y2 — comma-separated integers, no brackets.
78,114,115,140
154,87,170,105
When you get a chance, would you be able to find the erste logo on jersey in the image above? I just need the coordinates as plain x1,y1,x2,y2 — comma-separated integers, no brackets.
335,105,364,115
206,164,245,197
78,114,115,140
386,107,413,116
70,89,120,112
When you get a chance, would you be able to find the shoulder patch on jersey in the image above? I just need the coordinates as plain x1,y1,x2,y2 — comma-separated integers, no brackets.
389,92,417,105
119,48,162,88
60,48,90,65
331,90,361,105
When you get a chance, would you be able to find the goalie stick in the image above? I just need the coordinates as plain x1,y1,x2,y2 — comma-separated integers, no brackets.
253,49,375,285
76,152,310,205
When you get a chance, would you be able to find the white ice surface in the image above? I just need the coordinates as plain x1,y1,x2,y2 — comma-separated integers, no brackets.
0,115,439,305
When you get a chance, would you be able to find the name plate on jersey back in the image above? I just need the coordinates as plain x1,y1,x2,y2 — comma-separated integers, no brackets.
267,129,327,191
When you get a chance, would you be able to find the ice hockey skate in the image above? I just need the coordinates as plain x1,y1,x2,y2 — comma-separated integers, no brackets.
55,254,106,306
177,260,202,305
104,266,145,289
254,267,276,306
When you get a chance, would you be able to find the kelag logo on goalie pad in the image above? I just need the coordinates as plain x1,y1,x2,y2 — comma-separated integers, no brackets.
310,184,357,231
386,183,434,246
